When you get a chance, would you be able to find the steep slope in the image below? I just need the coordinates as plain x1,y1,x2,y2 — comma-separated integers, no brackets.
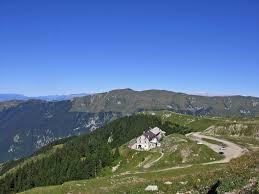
1,113,257,194
0,100,120,162
17,129,259,193
1,88,259,162
17,128,259,194
0,114,188,193
0,100,23,111
22,154,257,194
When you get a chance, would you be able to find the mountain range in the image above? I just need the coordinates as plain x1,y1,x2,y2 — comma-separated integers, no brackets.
0,88,259,162
0,93,88,102
0,112,258,193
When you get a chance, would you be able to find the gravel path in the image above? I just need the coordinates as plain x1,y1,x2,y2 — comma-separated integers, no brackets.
186,132,247,164
143,152,164,169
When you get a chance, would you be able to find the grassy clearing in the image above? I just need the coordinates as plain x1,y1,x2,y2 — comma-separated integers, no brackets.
149,135,223,170
112,154,258,194
19,164,225,194
143,111,259,138
102,134,223,174
142,110,225,131
20,153,258,194
203,121,259,138
115,146,162,173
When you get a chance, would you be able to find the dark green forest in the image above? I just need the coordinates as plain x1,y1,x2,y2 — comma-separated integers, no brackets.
0,114,190,193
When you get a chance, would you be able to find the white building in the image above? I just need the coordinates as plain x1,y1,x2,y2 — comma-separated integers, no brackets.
129,127,166,151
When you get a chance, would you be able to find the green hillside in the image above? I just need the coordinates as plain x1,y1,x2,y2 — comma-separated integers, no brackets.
1,89,259,163
108,134,223,174
0,114,189,193
0,99,121,162
142,110,221,131
20,154,258,194
19,136,258,194
144,111,259,137
1,111,258,193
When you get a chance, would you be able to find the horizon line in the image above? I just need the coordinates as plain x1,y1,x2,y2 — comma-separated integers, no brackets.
0,88,258,98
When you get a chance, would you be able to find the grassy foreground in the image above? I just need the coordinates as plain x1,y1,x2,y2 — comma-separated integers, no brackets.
20,153,258,194
20,135,258,194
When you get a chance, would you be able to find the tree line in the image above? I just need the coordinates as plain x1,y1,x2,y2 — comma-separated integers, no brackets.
0,114,190,193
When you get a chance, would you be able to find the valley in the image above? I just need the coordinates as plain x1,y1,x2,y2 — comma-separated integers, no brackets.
0,94,258,193
1,89,259,163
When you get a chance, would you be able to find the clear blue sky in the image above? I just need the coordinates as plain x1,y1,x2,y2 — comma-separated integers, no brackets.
0,0,258,96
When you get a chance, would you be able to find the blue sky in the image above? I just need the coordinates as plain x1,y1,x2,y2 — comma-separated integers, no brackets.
0,0,258,96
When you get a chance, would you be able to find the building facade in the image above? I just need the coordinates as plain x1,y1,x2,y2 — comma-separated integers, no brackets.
130,127,166,151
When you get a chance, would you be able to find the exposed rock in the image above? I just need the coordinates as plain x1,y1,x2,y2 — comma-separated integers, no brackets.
145,185,158,191
164,181,172,185
240,177,258,193
8,145,15,153
180,181,188,185
108,135,113,143
13,134,21,143
112,161,121,172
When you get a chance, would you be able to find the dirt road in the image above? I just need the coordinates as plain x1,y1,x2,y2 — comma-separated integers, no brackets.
143,152,164,169
187,132,247,164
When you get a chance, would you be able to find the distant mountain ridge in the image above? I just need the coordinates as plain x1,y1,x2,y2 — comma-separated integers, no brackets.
71,89,259,116
0,93,89,102
0,88,259,162
0,94,27,102
0,99,121,162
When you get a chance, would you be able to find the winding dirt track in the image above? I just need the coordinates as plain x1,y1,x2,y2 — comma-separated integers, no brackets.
187,132,247,164
143,152,164,169
120,133,247,175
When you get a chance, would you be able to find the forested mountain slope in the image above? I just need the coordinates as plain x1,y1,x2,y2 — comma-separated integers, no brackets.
0,100,120,162
0,114,189,193
1,88,259,162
